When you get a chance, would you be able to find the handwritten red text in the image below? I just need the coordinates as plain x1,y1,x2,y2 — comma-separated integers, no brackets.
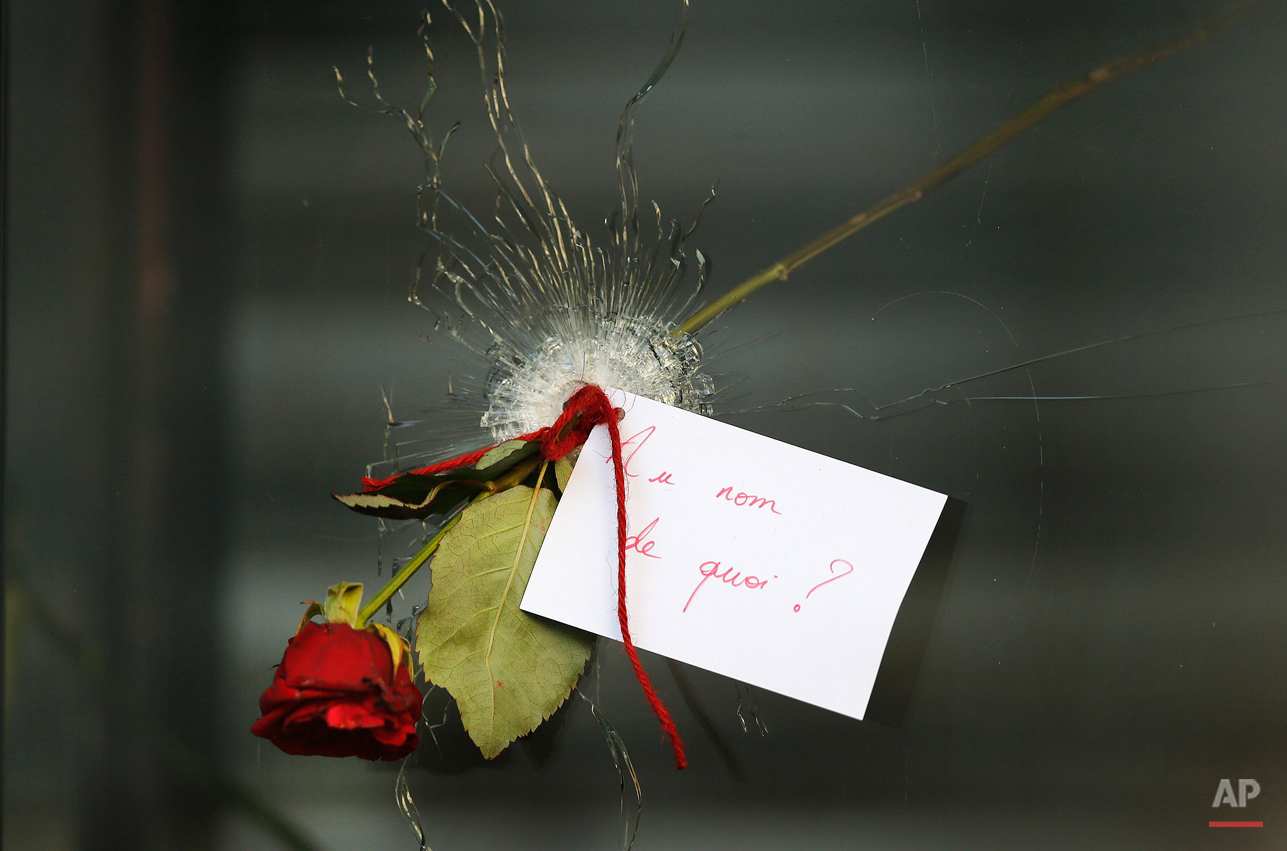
683,561,772,613
602,425,655,478
793,559,854,612
624,517,662,559
715,486,782,515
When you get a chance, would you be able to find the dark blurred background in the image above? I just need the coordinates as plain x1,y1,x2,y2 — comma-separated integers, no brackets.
6,0,1286,849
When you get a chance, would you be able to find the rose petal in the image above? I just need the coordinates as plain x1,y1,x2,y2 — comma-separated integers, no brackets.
324,699,387,731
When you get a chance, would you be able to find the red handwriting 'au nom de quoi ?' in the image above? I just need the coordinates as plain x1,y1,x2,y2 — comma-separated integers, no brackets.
683,561,774,613
714,486,782,515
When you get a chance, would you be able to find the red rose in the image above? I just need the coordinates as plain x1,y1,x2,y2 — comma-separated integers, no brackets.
252,620,422,761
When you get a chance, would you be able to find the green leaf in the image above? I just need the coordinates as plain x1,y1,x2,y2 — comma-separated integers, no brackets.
416,484,592,759
333,476,490,520
333,441,542,521
366,622,409,673
554,447,580,493
477,439,532,470
323,582,364,626
295,601,324,634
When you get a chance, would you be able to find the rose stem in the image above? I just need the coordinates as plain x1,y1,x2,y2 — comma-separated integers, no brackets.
673,0,1267,337
355,497,479,627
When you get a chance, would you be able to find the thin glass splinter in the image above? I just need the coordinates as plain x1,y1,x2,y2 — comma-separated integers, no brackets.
578,689,643,851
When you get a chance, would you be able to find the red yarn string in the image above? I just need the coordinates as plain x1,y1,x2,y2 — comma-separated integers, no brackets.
550,387,688,770
360,385,687,769
361,426,546,491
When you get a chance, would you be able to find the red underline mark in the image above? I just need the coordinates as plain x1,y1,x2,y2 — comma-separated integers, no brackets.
1209,821,1263,827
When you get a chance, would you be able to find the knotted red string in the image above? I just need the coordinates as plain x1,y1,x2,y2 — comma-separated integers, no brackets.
541,386,687,769
366,385,687,769
361,387,605,490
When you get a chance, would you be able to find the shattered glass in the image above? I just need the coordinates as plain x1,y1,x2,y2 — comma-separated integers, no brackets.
339,1,715,482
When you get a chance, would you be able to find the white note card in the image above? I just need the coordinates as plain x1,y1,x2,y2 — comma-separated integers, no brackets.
521,390,948,721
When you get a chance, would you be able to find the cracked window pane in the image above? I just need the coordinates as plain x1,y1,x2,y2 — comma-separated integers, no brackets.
6,1,1286,850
